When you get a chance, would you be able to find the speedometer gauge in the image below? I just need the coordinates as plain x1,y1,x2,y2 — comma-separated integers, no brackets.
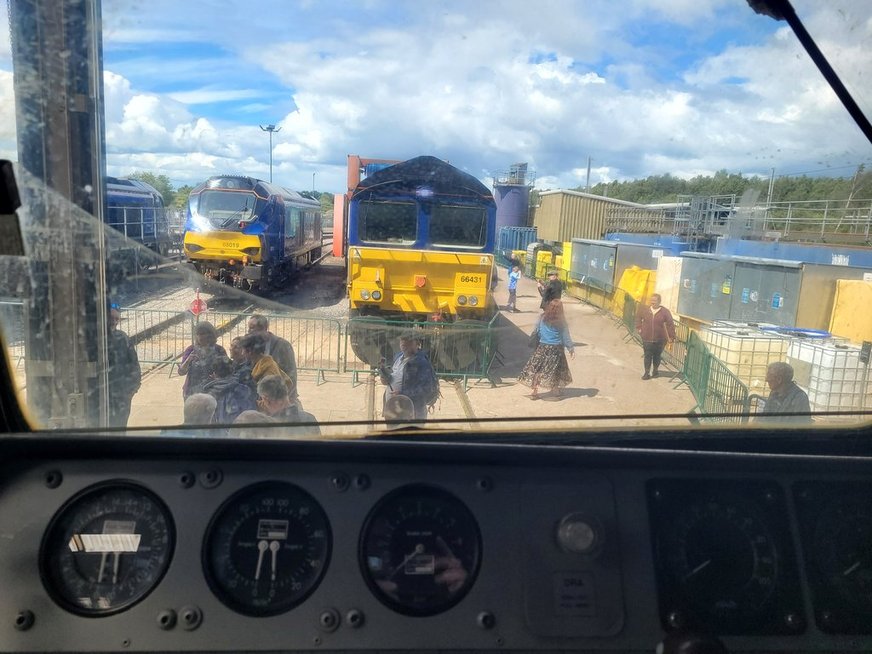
203,482,331,616
359,484,481,616
40,482,174,616
648,480,803,635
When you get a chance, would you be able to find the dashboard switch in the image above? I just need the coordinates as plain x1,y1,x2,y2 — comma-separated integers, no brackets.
556,514,602,554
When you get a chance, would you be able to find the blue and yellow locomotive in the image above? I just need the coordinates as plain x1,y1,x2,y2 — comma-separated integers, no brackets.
345,155,498,368
183,175,321,292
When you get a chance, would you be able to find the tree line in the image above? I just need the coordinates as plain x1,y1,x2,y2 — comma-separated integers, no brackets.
578,166,872,205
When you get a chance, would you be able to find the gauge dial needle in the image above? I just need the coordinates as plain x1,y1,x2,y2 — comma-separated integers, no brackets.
843,561,862,576
269,540,280,581
684,559,712,580
254,540,268,581
390,543,424,580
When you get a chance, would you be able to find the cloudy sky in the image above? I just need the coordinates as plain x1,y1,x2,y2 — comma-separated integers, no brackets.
1,0,871,193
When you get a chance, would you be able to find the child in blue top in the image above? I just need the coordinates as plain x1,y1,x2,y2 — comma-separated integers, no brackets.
506,265,521,312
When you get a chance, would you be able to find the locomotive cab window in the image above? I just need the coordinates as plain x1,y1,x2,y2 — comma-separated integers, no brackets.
358,199,417,244
198,191,258,228
429,204,488,249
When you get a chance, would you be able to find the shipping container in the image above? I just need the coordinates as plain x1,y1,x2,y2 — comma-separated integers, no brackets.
613,242,665,284
497,226,537,262
534,190,644,243
676,254,737,323
570,239,617,290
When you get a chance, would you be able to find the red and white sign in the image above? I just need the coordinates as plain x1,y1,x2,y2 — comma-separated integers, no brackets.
190,298,208,316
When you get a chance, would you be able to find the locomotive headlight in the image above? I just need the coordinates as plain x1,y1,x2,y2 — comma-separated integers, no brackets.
457,295,468,306
469,296,479,306
371,290,382,301
360,290,371,300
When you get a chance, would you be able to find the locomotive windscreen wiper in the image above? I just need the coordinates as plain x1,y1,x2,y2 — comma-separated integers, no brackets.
219,199,252,229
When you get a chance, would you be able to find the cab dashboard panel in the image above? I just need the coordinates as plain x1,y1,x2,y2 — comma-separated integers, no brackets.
0,434,869,653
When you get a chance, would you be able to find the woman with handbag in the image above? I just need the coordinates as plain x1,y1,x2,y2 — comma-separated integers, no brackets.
518,299,575,400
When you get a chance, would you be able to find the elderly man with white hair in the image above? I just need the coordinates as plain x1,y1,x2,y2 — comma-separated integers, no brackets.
759,362,812,423
183,393,218,426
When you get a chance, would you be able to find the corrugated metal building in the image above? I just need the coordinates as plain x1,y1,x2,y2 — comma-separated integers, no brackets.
533,190,645,242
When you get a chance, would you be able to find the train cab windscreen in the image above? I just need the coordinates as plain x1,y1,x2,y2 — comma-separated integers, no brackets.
358,200,418,244
429,204,489,248
0,1,871,653
194,191,262,229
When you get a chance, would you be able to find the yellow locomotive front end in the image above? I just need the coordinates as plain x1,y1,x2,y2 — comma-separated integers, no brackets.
183,230,264,286
348,247,495,319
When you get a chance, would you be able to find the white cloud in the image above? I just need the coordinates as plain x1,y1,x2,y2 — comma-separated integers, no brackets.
1,0,871,193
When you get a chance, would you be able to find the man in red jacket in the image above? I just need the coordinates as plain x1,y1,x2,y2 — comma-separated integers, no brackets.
635,293,676,380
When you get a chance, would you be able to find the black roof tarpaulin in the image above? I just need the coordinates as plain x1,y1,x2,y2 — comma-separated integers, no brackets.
352,155,494,202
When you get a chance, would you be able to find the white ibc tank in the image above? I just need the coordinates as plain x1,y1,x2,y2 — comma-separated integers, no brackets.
787,340,872,412
701,326,790,391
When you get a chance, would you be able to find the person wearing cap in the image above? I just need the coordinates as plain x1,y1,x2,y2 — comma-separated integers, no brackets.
537,269,563,310
380,331,439,420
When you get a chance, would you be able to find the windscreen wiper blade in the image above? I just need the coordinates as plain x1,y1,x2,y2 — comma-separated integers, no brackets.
748,0,872,144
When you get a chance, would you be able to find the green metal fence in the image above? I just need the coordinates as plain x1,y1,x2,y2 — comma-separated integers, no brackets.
682,331,751,423
570,280,751,422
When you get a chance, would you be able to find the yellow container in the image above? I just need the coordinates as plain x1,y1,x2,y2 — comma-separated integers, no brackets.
554,255,563,270
829,279,872,343
561,242,573,270
535,250,554,279
616,266,656,302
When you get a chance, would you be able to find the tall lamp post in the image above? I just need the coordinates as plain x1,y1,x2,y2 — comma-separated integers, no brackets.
259,124,281,182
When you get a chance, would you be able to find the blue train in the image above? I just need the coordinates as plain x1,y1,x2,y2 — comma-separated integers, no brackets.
105,177,172,257
183,175,322,291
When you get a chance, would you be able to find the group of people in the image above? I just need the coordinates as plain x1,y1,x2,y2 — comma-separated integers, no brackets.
174,314,318,434
508,268,811,421
107,270,814,431
105,307,313,432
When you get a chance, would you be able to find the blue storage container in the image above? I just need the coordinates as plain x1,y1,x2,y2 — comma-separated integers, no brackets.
499,226,537,263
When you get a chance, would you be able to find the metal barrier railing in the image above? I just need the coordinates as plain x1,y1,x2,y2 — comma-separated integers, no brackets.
123,308,344,376
568,280,751,421
343,313,500,384
682,331,751,423
205,312,343,376
124,308,192,371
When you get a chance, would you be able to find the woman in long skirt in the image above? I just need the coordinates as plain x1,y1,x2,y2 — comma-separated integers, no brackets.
519,299,575,399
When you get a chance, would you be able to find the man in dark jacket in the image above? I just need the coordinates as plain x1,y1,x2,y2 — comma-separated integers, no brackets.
537,270,563,310
380,331,439,421
247,315,296,390
107,306,141,427
203,356,257,424
759,362,812,423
